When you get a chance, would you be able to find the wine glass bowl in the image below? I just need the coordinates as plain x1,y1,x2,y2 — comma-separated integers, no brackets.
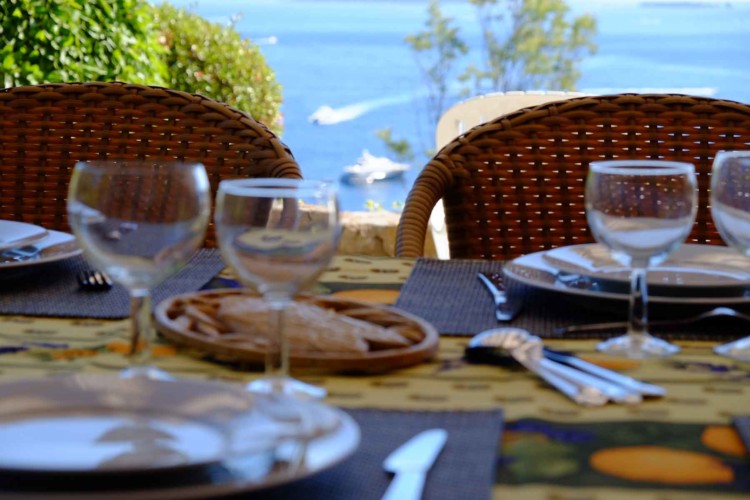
585,160,697,358
67,159,211,376
710,150,750,361
214,178,340,399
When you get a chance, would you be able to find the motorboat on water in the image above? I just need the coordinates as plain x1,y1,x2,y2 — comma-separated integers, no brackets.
340,150,410,185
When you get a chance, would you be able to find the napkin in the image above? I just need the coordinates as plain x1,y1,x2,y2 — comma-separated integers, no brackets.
0,220,49,251
0,249,225,319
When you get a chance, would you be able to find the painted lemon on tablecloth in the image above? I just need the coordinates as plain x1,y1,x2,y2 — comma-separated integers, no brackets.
590,445,734,484
701,425,747,457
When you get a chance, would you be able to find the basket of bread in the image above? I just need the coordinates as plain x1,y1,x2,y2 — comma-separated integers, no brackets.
154,289,438,373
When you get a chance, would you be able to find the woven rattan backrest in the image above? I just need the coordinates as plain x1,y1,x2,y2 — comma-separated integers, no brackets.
397,93,750,259
0,82,301,247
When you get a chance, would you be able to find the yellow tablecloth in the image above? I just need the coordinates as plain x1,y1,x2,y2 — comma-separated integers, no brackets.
1,255,748,499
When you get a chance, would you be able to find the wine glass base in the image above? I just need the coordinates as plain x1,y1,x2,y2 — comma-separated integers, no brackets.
596,334,680,359
119,365,175,381
247,376,327,401
714,337,750,362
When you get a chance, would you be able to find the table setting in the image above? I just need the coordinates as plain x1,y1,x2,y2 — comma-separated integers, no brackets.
0,154,749,499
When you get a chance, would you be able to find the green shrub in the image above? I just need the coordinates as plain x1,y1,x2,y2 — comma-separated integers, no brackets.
1,0,284,134
0,0,166,86
154,3,283,134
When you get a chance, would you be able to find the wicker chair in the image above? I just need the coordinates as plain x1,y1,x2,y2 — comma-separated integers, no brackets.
431,91,588,258
397,93,750,259
0,82,301,247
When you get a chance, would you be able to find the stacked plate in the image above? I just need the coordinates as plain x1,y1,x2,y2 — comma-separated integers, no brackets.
0,220,81,273
0,375,359,499
504,243,750,306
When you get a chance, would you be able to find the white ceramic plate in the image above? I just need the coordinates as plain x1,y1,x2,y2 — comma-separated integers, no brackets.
0,230,82,270
0,374,359,499
542,243,750,290
505,249,750,305
0,220,49,251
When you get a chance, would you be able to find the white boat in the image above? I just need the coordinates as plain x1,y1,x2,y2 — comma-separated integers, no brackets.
340,150,410,185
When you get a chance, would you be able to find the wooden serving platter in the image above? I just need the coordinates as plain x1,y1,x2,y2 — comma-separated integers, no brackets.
154,289,439,374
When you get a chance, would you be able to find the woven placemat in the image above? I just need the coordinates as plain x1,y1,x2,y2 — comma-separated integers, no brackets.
734,416,750,458
252,407,503,500
394,258,750,340
0,249,225,319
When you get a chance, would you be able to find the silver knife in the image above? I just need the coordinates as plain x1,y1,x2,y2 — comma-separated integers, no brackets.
477,272,521,321
382,428,447,500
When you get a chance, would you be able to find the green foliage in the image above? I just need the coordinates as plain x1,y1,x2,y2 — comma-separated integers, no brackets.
0,1,284,135
0,0,166,87
462,0,597,95
405,0,469,129
403,0,597,134
154,3,283,133
375,128,416,163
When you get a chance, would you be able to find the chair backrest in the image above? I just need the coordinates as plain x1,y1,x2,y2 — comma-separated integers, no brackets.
398,93,750,259
436,91,587,150
431,91,588,258
0,82,301,247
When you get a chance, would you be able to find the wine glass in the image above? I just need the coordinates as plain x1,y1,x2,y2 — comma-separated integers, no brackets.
710,150,750,361
67,160,211,378
585,160,697,358
214,178,340,399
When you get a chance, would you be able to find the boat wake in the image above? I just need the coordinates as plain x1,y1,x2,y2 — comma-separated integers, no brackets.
308,94,416,125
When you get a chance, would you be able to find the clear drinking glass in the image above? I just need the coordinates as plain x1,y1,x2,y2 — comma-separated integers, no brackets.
585,160,697,358
710,150,750,361
67,160,211,378
214,178,340,399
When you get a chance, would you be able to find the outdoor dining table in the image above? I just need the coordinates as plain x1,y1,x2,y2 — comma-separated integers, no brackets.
0,251,748,499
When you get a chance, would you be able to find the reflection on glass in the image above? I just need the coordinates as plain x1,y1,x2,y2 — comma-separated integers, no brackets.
214,179,340,399
585,160,697,358
67,160,211,378
711,150,750,361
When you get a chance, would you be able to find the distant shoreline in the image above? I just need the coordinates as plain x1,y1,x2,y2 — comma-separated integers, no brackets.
640,1,733,6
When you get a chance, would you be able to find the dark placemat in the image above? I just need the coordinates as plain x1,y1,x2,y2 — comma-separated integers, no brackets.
394,258,750,340
251,407,504,500
0,249,225,319
734,416,750,457
394,258,508,335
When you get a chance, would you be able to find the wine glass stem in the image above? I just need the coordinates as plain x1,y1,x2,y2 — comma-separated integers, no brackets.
266,300,291,383
129,289,152,364
628,267,649,336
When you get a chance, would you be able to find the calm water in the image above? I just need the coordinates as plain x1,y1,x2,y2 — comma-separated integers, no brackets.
167,0,750,211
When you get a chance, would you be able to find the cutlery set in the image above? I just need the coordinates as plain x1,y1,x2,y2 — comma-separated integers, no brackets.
466,328,665,406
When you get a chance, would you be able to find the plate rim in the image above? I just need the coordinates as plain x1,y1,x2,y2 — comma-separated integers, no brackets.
505,248,750,305
0,374,360,499
0,230,82,269
542,243,750,289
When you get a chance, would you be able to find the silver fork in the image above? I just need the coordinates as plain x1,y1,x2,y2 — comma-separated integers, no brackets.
77,270,113,291
477,272,522,321
556,306,750,334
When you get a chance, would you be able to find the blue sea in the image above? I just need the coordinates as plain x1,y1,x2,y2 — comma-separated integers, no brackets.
166,0,750,211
